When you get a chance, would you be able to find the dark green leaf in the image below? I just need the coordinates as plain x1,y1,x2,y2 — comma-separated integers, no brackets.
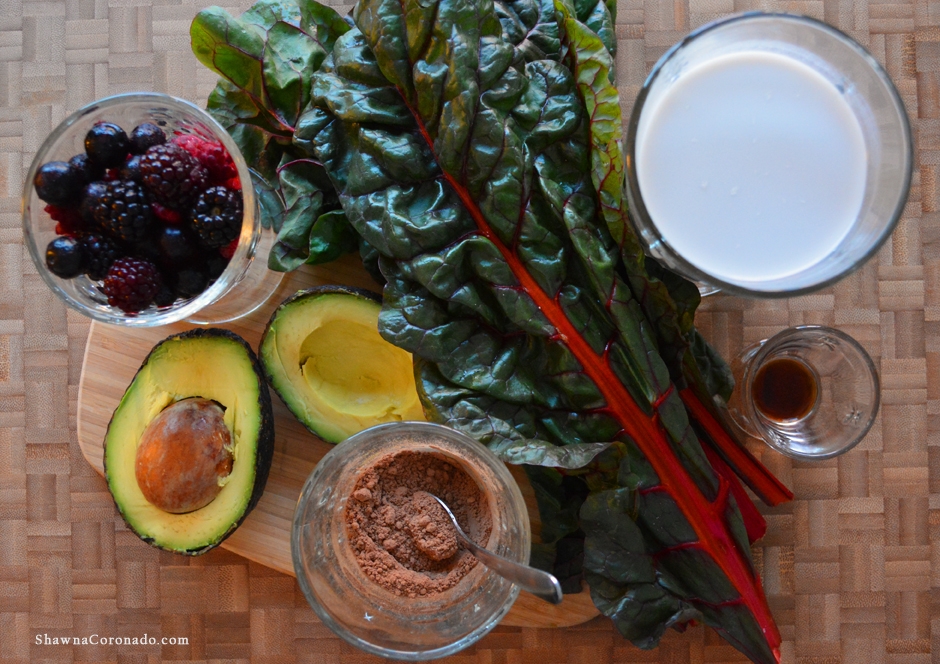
305,1,781,659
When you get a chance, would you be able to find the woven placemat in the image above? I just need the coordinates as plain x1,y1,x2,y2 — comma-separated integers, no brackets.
1,0,936,661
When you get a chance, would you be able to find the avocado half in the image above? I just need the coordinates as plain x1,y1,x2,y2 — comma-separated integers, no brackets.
104,328,275,555
259,286,424,443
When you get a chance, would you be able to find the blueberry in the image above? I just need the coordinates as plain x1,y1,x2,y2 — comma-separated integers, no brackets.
204,253,228,281
34,161,84,206
129,123,167,154
175,269,208,298
79,181,109,226
45,236,86,278
155,225,198,269
68,153,103,185
121,154,143,182
153,282,177,308
84,122,129,168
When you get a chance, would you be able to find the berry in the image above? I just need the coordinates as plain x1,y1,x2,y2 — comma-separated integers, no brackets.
68,153,103,185
153,283,176,308
129,123,166,154
190,186,242,249
45,236,86,278
81,234,121,280
225,176,241,191
155,225,198,269
152,202,182,224
45,204,85,236
173,135,237,185
139,143,209,210
219,238,238,260
89,180,154,243
84,122,129,168
80,182,109,225
121,154,143,182
34,161,85,206
205,253,228,281
174,268,208,298
101,257,162,313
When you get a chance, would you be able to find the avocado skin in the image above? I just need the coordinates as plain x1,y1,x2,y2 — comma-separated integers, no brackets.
259,285,382,441
103,327,275,556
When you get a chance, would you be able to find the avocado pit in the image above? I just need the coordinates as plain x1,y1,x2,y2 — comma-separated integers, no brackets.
135,397,233,514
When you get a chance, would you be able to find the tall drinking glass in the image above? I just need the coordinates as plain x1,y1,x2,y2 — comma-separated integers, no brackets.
625,13,912,298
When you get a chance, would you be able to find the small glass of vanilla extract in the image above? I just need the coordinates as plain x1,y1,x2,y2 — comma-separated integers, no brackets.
726,326,880,459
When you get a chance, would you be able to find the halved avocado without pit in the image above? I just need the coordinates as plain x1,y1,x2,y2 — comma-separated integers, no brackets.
104,328,275,555
259,286,424,443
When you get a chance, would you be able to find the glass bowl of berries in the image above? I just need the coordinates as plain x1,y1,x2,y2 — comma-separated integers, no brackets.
22,92,281,326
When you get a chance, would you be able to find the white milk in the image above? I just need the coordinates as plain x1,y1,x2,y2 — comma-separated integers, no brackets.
635,51,867,284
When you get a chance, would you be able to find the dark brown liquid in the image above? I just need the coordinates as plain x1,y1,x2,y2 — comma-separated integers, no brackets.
751,357,818,421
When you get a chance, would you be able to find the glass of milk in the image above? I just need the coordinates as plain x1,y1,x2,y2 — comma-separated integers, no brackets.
626,13,912,297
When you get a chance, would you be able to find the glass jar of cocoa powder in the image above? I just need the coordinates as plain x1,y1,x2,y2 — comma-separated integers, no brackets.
291,422,530,660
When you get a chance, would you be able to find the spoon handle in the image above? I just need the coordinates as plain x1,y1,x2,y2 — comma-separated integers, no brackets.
461,538,564,605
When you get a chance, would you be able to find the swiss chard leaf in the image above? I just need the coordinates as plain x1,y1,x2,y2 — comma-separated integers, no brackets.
192,1,355,271
557,3,790,508
304,1,781,661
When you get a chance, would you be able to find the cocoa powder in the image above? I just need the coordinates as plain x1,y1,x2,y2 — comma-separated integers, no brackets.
344,449,492,597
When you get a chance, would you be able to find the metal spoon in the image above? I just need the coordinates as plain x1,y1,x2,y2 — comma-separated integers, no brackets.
427,493,564,605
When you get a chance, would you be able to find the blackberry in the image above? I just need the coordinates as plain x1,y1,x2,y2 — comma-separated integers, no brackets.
81,234,121,280
155,225,198,269
90,180,154,243
34,161,85,206
190,186,242,249
139,143,208,210
85,122,129,168
101,257,162,313
129,123,166,154
45,236,86,278
68,153,103,185
121,154,143,182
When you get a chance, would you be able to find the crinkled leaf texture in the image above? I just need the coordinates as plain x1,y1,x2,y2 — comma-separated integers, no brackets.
299,0,781,660
191,0,360,271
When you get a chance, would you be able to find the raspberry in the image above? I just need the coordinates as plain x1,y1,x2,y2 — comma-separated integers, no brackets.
81,234,121,281
225,176,241,191
46,237,86,279
89,180,153,243
219,238,238,260
85,122,129,169
45,204,85,236
190,186,242,249
139,143,209,210
173,135,237,185
152,202,182,224
101,257,162,313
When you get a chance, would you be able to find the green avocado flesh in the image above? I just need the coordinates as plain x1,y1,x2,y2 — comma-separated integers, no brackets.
260,287,424,443
105,330,273,555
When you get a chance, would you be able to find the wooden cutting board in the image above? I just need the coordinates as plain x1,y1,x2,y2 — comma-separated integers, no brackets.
76,252,599,629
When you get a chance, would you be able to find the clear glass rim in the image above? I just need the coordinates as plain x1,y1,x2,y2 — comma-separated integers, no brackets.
290,421,528,660
744,325,881,459
624,12,914,299
22,92,259,326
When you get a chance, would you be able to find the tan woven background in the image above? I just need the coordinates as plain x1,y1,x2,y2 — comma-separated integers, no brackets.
1,0,936,661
